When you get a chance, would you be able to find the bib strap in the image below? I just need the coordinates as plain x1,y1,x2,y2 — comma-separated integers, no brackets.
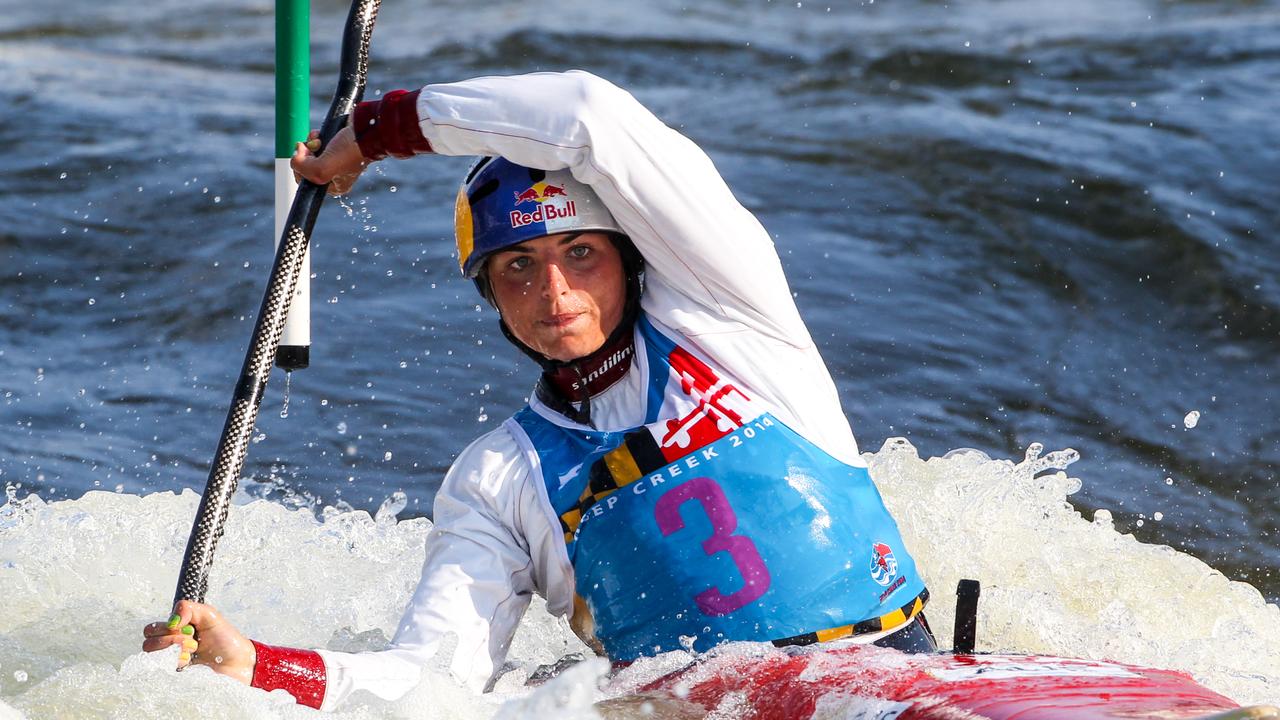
770,589,930,647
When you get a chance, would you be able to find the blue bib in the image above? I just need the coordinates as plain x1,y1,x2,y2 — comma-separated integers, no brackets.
510,317,926,660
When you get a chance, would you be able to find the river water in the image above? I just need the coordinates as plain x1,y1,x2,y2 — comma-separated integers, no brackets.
1,0,1278,716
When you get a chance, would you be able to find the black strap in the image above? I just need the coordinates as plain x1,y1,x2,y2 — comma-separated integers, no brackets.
953,578,980,654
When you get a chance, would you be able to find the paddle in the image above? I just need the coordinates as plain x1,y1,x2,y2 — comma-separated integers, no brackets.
172,0,381,607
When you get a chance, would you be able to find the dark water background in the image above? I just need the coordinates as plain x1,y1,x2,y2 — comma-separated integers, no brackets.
2,0,1277,598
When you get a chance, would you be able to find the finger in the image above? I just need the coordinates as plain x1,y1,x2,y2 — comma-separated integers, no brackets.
308,129,320,140
144,622,186,639
291,143,327,184
306,138,322,152
178,636,199,666
291,143,306,184
142,633,184,652
176,636,199,670
171,600,199,630
173,599,223,634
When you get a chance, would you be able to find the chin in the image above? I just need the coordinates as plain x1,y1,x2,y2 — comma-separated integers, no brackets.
539,338,602,363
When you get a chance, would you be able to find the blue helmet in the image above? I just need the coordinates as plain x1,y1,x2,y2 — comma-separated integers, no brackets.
454,157,624,279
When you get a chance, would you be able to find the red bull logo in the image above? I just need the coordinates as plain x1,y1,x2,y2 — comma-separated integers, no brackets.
513,183,568,205
869,541,899,587
510,200,578,228
510,181,578,227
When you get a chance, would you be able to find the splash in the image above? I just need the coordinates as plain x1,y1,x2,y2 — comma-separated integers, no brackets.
1,441,1277,718
280,370,292,419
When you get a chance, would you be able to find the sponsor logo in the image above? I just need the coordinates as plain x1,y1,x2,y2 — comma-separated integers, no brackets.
570,346,633,392
510,200,578,228
513,183,568,206
878,575,906,603
870,542,898,587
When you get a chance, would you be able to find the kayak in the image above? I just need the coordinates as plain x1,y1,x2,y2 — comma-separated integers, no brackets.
600,644,1279,719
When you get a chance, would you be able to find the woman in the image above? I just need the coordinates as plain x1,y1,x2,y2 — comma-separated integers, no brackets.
143,70,931,711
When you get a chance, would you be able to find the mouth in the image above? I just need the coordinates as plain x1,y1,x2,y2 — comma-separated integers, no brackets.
540,312,585,329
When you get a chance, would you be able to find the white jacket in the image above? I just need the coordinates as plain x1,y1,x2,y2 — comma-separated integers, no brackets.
314,70,865,710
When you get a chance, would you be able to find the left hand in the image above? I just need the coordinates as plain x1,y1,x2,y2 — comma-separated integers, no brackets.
291,126,368,195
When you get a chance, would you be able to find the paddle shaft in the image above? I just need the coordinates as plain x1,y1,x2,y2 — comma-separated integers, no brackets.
173,0,381,606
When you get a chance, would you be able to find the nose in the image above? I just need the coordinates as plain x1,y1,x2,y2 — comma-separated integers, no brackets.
541,261,571,299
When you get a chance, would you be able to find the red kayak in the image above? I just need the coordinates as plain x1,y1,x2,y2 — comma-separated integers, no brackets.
615,644,1278,719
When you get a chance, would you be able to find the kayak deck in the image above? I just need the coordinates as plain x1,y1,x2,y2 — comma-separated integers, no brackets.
615,645,1270,719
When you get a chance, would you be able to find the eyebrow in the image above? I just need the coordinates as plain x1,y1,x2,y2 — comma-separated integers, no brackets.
499,233,588,255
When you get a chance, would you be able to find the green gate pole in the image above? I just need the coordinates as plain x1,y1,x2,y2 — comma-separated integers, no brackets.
275,0,311,370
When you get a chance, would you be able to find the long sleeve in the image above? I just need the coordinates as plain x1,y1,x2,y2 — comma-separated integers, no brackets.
417,71,862,464
416,70,812,349
314,428,553,709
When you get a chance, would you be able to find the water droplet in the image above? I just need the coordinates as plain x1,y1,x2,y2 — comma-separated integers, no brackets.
375,491,408,524
14,670,27,682
59,172,67,179
1183,410,1200,429
383,451,392,462
336,421,348,435
88,298,96,306
280,371,292,419
1153,512,1164,521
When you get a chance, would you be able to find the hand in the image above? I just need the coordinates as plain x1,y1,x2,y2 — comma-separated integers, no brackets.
142,600,256,683
291,125,369,195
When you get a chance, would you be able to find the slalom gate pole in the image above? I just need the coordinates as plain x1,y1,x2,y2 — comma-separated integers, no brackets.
173,0,381,607
275,0,311,371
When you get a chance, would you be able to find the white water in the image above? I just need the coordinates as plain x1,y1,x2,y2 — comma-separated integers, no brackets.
2,440,1277,718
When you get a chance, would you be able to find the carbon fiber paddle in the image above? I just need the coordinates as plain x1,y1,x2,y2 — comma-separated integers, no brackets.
173,0,381,607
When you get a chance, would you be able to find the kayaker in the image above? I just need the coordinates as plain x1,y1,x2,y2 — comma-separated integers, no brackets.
143,70,933,710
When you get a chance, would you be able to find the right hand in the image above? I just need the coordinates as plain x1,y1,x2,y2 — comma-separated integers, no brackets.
291,125,368,195
142,600,256,684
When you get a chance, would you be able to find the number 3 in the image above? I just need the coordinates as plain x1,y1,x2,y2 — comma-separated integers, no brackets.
654,477,771,616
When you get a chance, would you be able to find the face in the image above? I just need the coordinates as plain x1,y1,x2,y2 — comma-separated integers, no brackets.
486,232,626,362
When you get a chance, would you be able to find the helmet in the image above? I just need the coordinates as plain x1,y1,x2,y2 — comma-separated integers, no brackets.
455,157,624,279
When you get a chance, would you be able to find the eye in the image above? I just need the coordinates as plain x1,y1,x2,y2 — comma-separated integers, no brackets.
506,256,532,272
568,244,592,259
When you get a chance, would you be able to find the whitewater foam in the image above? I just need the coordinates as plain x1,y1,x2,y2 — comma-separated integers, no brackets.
1,439,1277,718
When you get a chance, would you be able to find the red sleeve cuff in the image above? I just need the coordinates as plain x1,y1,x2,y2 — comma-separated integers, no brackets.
352,88,432,161
250,640,327,710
